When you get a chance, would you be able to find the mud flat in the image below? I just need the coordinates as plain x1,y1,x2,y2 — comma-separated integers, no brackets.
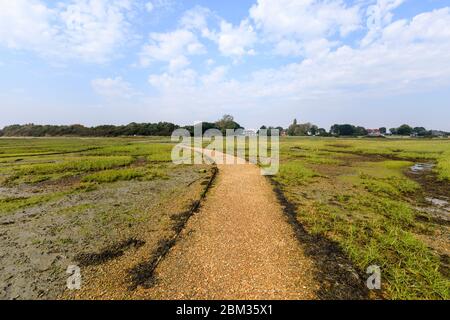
0,166,209,300
406,163,450,281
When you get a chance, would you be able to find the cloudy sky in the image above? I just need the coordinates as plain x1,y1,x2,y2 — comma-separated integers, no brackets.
1,0,450,130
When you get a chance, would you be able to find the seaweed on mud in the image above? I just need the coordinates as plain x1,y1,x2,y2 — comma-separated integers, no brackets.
439,254,450,278
268,177,371,300
127,166,218,290
170,200,201,233
75,238,145,267
201,167,218,197
127,238,176,290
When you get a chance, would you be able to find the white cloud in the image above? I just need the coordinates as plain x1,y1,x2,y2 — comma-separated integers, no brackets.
274,40,303,56
245,6,450,99
201,66,228,85
149,69,198,92
381,7,450,44
148,66,233,103
58,0,133,63
144,0,175,14
145,2,154,13
249,0,361,57
0,0,133,63
180,6,212,33
362,0,405,46
146,8,450,115
180,6,257,59
250,0,361,40
139,29,206,71
0,0,56,50
211,19,257,58
91,77,137,99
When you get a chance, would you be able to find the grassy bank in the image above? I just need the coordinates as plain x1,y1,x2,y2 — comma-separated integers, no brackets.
275,137,449,299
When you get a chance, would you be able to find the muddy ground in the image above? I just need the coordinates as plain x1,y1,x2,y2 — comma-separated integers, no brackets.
0,165,210,300
405,163,450,278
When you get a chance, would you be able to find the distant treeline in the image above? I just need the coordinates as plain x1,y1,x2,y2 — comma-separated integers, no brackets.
0,123,179,137
0,116,447,138
328,123,449,137
0,115,243,137
283,119,449,137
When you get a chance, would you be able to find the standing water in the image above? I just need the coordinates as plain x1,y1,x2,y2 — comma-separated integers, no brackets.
410,163,450,221
410,163,435,174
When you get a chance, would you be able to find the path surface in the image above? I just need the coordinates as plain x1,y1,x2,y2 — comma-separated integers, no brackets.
142,149,318,299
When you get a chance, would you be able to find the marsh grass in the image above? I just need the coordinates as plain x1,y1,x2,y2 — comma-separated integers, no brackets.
276,137,450,299
82,167,168,183
0,192,67,215
15,156,134,175
436,152,450,181
275,161,320,185
0,138,175,216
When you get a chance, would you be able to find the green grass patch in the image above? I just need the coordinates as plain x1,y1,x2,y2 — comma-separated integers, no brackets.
16,156,133,176
82,166,168,184
0,192,66,215
275,161,319,185
436,152,450,181
360,174,420,197
297,191,448,299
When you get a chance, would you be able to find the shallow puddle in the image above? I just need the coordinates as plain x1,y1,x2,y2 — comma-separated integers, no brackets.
426,197,449,208
410,163,435,174
409,163,450,222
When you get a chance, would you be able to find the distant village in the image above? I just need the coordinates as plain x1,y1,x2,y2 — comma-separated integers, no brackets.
250,119,449,138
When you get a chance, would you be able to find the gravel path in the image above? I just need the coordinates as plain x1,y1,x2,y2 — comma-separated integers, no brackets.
140,149,318,299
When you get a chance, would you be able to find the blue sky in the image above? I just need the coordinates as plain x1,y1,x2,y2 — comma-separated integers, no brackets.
1,0,450,130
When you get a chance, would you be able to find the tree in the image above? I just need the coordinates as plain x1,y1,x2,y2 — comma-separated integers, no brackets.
309,125,319,136
331,124,355,136
354,126,368,136
413,127,428,136
215,115,241,134
397,124,413,136
287,119,318,136
330,124,340,136
296,123,312,135
275,126,284,132
330,124,367,136
257,125,267,135
340,124,355,136
317,128,328,136
287,119,298,136
379,127,387,135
